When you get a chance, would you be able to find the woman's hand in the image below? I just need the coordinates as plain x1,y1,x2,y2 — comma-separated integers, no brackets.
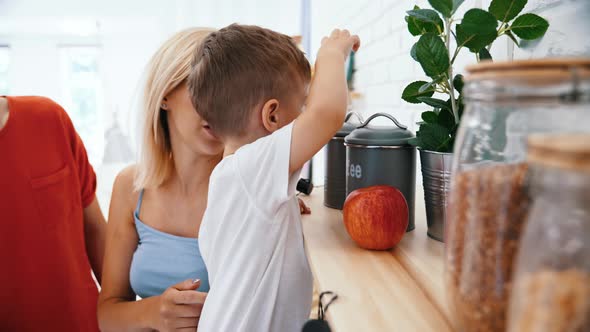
155,279,207,332
298,198,311,215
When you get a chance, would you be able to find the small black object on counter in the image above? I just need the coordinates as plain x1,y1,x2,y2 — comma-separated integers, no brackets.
302,291,338,332
297,178,314,196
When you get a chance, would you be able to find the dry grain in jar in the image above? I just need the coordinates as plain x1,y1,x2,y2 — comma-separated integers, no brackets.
508,269,590,332
447,163,530,332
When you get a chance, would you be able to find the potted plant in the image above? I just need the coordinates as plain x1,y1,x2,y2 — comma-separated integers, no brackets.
401,0,549,241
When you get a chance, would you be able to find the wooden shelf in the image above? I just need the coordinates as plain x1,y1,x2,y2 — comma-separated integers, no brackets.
300,186,453,332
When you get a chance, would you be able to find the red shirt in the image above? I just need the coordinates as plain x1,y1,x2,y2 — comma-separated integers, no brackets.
0,96,99,332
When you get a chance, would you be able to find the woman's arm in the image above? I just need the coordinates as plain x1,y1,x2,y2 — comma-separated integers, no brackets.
97,165,159,331
97,165,207,332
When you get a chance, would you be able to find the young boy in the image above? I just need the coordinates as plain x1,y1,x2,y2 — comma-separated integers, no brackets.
188,24,360,332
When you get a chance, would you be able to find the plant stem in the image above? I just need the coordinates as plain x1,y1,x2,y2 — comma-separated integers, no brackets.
498,21,508,34
445,17,459,124
489,22,508,51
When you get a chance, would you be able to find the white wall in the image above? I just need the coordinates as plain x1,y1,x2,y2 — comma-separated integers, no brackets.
309,0,590,185
514,0,590,58
173,0,301,34
4,0,586,205
0,0,303,211
1,0,303,138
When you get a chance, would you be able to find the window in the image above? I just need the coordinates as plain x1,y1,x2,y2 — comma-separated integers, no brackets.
0,46,10,95
59,46,103,166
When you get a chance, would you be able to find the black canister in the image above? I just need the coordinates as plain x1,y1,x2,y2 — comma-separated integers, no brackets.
344,113,417,231
324,112,364,209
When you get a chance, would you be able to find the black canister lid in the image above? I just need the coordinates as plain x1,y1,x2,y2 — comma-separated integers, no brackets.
335,112,364,138
344,113,415,146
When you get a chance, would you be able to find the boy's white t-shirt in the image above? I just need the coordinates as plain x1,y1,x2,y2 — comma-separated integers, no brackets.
198,122,313,332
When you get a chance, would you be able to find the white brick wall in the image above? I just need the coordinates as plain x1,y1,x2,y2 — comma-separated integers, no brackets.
311,0,491,129
310,0,469,184
309,0,589,185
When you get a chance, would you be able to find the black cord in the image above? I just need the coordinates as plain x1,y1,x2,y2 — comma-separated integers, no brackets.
318,291,338,320
302,291,338,332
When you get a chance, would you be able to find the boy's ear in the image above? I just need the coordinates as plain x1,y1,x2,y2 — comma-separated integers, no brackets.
261,99,280,133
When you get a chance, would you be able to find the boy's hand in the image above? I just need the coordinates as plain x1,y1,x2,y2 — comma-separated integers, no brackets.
298,198,311,215
317,29,361,61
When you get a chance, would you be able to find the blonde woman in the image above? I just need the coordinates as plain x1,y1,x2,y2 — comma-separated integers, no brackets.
97,28,222,331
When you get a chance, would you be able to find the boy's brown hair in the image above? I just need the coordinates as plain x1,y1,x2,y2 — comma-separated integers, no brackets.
188,24,311,138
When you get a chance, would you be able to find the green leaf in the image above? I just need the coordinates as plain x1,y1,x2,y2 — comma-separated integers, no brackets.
489,0,527,22
406,6,421,36
406,16,420,36
422,111,438,123
456,9,498,52
406,15,440,36
505,30,520,46
417,97,451,111
406,6,441,36
402,81,436,104
510,13,549,40
457,26,497,53
457,24,498,52
428,0,453,18
452,0,465,14
415,33,450,78
419,80,439,93
407,9,443,25
416,122,452,152
460,9,499,34
438,108,456,130
479,47,493,60
406,9,444,32
453,74,464,94
410,42,418,61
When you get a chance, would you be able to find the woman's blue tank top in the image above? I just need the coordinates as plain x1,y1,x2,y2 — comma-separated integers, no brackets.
129,190,209,298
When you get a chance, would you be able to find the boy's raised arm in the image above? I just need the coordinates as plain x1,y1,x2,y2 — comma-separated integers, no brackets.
290,29,360,174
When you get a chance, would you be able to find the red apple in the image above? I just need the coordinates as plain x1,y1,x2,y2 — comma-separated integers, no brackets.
343,185,409,250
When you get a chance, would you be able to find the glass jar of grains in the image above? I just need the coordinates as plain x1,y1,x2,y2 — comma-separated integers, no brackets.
445,58,590,332
507,134,590,332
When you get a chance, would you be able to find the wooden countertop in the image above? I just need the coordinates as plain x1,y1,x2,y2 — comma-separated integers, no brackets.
300,186,453,332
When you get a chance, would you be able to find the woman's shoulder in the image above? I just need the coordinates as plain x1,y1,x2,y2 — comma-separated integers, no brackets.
112,164,141,213
116,164,138,184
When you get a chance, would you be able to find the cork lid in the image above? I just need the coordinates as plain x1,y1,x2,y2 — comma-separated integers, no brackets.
528,134,590,173
465,58,590,85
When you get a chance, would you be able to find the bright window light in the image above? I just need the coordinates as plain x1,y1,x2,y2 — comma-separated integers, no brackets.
59,46,104,166
0,46,10,95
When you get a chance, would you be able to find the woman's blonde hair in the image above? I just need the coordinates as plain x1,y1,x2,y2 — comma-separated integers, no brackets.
134,27,215,190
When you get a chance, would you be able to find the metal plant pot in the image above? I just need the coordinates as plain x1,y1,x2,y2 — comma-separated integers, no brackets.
419,149,453,242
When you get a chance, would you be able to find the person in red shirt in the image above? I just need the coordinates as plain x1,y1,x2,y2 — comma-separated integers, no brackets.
0,95,107,331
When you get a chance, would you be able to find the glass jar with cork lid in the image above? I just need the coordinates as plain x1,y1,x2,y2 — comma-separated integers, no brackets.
507,134,590,332
445,58,590,332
